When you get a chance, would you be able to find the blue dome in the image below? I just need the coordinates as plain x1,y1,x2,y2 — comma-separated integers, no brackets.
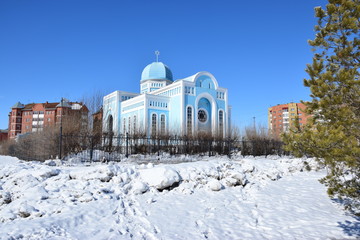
141,62,173,81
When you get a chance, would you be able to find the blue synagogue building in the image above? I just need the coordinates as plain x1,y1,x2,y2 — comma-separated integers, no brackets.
102,58,231,138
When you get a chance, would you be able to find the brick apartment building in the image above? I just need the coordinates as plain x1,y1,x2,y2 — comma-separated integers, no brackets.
8,100,89,139
0,130,7,142
268,102,310,139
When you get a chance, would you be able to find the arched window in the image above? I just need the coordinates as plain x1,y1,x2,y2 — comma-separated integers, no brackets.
160,114,166,135
219,110,224,137
108,115,113,133
187,107,192,135
151,114,157,136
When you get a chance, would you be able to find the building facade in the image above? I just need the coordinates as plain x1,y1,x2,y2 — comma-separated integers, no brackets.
8,100,89,139
0,130,7,142
103,61,231,138
268,102,310,139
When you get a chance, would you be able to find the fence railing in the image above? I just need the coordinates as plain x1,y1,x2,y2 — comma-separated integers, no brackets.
60,135,286,162
2,133,287,162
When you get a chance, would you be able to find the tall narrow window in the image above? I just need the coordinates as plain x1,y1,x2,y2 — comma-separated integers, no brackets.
108,115,113,133
219,110,224,137
133,115,136,135
151,114,157,136
187,107,192,135
160,115,166,135
128,117,131,134
123,118,126,133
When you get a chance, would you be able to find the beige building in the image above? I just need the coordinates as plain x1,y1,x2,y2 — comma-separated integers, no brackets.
268,102,310,139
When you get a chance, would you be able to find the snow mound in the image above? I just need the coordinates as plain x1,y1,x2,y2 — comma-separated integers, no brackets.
139,167,181,190
207,179,223,191
131,181,149,194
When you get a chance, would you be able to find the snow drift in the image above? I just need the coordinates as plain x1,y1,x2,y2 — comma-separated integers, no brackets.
0,155,358,239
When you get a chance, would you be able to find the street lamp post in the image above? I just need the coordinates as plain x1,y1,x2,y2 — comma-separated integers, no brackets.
58,98,63,159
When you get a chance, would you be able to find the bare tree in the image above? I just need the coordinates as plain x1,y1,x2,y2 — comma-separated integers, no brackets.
79,89,105,133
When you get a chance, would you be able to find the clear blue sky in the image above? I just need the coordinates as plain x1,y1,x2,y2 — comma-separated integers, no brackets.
0,0,327,130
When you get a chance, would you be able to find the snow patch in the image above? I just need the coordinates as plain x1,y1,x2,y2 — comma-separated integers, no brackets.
139,167,181,190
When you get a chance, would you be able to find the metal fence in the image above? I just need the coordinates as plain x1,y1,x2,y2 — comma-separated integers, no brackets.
2,133,287,162
60,135,286,162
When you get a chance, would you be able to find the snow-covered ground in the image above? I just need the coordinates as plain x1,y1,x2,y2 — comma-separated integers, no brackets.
0,155,359,240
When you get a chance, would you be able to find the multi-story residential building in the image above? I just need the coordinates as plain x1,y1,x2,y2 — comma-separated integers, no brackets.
0,130,8,142
268,102,310,139
8,100,89,139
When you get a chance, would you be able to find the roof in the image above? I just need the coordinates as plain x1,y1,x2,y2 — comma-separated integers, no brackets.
44,102,59,109
10,101,88,112
22,103,35,110
141,62,173,81
11,102,24,109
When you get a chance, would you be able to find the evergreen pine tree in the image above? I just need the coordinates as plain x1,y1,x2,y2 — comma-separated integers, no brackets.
283,0,360,214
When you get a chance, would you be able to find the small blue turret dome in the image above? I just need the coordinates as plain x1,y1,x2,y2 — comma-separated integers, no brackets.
141,62,173,81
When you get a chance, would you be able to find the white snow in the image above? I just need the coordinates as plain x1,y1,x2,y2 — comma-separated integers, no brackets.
0,154,359,239
139,167,181,190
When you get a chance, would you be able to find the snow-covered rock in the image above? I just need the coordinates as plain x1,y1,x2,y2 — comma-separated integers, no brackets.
139,167,181,190
207,179,223,191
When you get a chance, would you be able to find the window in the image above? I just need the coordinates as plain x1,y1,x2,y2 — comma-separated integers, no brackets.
198,109,207,123
133,115,136,134
123,118,126,133
219,110,224,137
187,107,192,135
151,114,157,136
47,118,51,122
128,117,131,134
160,115,165,135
